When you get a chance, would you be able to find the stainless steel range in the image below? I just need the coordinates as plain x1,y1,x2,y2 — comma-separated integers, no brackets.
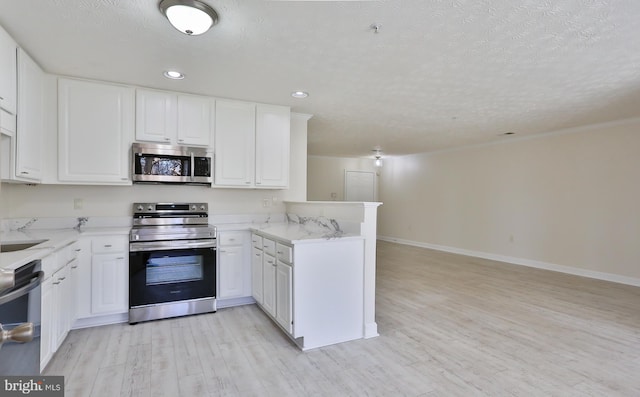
129,203,217,324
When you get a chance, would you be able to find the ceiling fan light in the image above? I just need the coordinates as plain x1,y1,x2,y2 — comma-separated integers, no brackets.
160,0,218,36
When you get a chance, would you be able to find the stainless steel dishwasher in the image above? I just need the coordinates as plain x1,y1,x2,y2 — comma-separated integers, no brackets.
0,259,43,375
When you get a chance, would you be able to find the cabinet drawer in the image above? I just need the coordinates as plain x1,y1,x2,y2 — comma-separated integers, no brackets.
62,241,81,264
92,236,128,254
251,234,263,249
219,231,247,246
262,238,275,255
276,243,292,264
41,252,58,279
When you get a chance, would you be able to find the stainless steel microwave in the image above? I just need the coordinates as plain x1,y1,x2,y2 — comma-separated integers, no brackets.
132,142,212,185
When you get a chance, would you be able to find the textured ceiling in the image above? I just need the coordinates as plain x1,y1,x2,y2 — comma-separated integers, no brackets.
0,0,638,157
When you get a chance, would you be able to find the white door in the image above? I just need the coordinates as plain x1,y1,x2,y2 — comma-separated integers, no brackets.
344,170,376,202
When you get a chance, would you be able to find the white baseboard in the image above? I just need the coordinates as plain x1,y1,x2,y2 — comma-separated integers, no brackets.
72,312,129,330
217,296,256,309
364,322,379,339
378,236,640,287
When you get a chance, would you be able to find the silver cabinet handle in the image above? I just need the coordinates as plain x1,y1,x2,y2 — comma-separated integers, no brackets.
104,244,112,248
255,253,260,256
75,248,81,252
20,171,29,174
58,277,66,281
52,281,61,285
71,265,78,269
0,322,34,345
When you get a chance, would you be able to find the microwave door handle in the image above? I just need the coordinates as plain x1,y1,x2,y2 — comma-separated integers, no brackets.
190,152,195,181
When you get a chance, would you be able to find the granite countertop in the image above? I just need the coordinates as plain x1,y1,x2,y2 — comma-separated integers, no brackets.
250,222,363,244
0,227,130,271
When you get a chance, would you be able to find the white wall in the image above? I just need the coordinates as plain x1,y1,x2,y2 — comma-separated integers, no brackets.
307,156,379,201
378,118,640,282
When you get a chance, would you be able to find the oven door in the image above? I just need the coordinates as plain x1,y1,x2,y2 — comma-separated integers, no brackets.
129,242,216,308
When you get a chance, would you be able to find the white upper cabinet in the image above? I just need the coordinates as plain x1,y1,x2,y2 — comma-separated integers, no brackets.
214,101,291,189
135,88,176,144
214,99,256,187
0,24,17,115
15,48,44,181
135,88,212,146
255,104,290,188
58,78,134,184
177,94,213,146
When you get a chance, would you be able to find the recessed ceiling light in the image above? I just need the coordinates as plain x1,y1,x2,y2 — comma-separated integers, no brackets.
164,70,185,79
291,91,309,99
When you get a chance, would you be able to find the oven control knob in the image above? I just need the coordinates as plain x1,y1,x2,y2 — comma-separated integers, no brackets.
137,205,143,211
191,205,196,211
147,205,153,211
200,205,206,211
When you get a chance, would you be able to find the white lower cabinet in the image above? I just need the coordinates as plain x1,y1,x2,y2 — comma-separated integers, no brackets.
219,245,244,298
40,240,82,371
217,231,251,301
90,235,128,315
275,261,292,333
250,231,365,350
252,233,293,335
251,247,263,304
262,253,277,317
39,258,54,372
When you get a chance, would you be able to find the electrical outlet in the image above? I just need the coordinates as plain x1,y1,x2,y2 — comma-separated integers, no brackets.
74,198,83,210
262,198,270,208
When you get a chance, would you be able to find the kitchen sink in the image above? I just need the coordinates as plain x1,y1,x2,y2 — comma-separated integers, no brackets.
0,240,48,253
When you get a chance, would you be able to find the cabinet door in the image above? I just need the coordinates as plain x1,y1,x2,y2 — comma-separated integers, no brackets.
275,261,293,334
135,88,176,144
255,104,290,188
177,94,212,146
74,238,92,320
218,245,244,299
58,78,134,184
0,25,16,114
214,100,255,186
251,247,263,304
91,253,128,314
67,257,79,328
262,253,277,317
40,277,53,371
15,48,44,181
53,265,70,350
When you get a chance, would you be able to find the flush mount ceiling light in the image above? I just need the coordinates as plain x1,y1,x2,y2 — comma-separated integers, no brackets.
291,91,309,99
163,70,185,79
159,0,219,36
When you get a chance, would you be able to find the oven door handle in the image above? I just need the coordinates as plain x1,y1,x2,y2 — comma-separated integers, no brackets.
129,240,217,252
0,271,43,306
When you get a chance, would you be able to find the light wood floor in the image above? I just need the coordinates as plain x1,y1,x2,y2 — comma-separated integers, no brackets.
45,240,640,396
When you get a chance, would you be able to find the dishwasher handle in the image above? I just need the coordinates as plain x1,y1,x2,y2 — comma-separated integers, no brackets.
0,271,43,306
